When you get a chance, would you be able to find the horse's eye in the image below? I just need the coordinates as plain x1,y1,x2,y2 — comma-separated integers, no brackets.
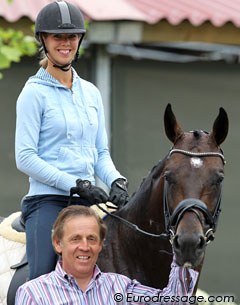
214,172,224,185
218,173,224,183
164,171,176,184
164,171,170,181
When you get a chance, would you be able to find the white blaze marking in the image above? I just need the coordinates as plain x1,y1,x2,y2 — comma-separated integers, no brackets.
190,157,203,168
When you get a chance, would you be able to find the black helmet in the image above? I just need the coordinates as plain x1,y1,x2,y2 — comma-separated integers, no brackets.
35,1,86,41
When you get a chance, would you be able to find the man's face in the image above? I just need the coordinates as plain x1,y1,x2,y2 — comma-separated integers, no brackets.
53,215,103,282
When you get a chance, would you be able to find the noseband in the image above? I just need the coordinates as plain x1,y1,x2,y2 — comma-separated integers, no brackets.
163,148,225,244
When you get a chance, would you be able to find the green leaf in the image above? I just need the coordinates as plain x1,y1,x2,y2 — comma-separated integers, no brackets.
0,3,38,78
0,27,37,77
1,45,21,62
0,52,10,69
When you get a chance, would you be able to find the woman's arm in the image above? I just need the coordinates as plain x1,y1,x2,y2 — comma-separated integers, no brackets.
15,85,78,192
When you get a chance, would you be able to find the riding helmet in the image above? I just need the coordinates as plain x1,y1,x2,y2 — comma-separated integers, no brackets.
35,0,86,41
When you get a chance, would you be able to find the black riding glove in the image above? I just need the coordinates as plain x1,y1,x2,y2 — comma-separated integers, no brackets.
109,178,129,207
70,179,109,205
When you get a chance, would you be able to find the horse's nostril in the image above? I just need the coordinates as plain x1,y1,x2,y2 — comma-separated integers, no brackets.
197,235,206,249
173,235,180,250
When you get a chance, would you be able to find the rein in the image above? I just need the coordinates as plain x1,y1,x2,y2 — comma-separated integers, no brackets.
68,192,169,240
94,203,172,256
95,202,169,239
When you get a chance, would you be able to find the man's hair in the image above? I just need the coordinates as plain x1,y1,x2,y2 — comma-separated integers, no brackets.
52,205,107,245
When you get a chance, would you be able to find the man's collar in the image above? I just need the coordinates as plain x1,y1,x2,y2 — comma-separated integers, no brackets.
55,260,102,285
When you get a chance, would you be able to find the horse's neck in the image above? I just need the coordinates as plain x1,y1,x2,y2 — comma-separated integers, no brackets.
121,160,166,233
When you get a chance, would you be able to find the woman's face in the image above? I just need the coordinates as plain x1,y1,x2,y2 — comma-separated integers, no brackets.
42,33,81,66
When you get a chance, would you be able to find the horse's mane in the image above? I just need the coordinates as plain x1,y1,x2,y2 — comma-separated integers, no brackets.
128,155,168,204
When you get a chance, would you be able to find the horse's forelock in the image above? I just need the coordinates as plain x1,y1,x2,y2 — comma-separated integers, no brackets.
191,130,204,139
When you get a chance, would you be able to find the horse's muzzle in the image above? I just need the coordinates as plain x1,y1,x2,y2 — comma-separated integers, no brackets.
170,198,213,267
172,231,206,268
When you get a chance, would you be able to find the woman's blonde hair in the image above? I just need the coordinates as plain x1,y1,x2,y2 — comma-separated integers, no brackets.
39,56,48,69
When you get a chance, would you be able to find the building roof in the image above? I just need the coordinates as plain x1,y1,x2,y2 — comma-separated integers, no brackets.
1,0,240,27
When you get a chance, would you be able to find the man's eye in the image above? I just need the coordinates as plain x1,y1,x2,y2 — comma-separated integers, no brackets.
88,236,97,242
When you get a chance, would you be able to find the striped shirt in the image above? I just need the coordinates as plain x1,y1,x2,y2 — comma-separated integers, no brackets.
15,260,198,305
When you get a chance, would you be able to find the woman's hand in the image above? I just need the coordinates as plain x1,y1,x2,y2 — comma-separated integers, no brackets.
71,179,109,205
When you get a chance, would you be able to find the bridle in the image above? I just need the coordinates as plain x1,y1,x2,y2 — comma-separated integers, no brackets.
163,148,225,244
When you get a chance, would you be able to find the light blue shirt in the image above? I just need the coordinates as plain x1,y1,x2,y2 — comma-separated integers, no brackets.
15,67,123,196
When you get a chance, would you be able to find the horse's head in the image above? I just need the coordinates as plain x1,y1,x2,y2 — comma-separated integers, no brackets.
163,104,228,269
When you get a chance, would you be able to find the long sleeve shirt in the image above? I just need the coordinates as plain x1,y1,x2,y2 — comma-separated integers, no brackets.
15,260,198,305
15,67,124,196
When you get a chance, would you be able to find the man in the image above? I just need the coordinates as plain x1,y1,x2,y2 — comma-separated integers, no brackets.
15,205,198,304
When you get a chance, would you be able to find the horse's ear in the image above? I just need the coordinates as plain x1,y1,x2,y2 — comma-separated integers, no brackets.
211,107,229,145
164,104,183,143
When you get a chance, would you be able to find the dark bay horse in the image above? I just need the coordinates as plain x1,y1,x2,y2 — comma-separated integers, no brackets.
2,103,228,303
97,103,229,290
